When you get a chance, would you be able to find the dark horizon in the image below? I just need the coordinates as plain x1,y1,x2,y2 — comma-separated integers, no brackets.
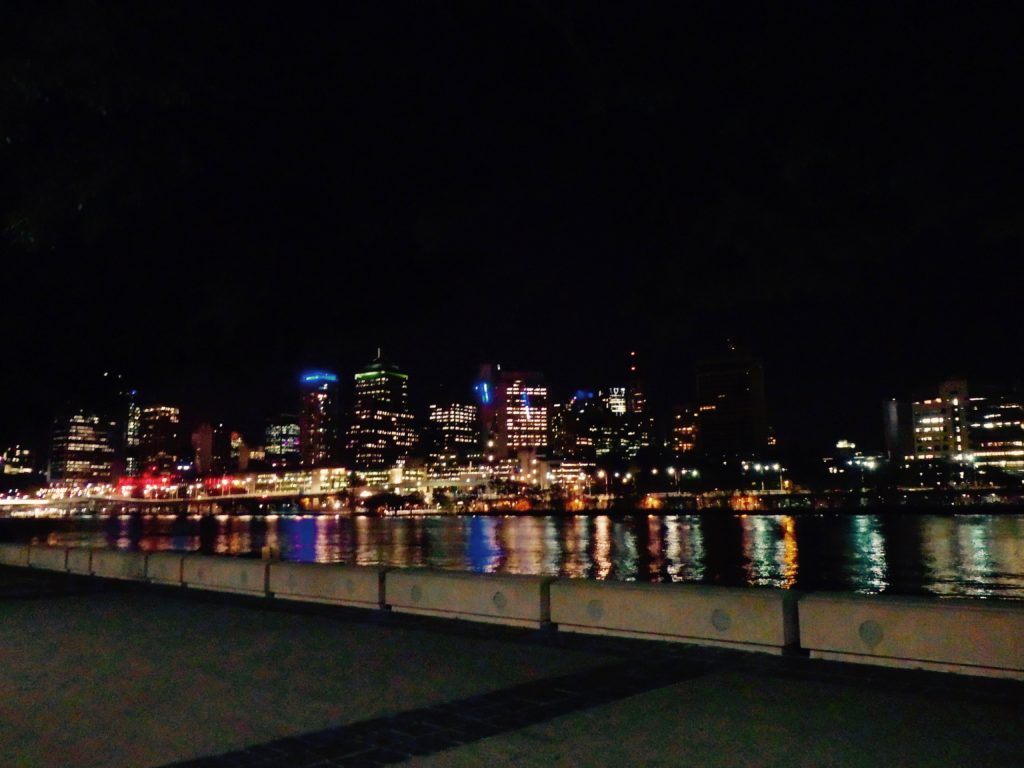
4,3,1023,455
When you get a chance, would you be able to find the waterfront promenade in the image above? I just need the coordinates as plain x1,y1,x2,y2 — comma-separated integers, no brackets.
2,564,1022,768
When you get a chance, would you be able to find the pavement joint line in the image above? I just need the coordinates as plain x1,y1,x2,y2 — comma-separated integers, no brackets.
158,660,712,768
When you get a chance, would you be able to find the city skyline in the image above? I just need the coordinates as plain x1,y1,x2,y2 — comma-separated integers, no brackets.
4,4,1023,461
6,342,1023,491
3,345,1024,463
3,7,1023,766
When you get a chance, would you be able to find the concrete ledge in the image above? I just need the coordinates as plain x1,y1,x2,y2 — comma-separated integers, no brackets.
0,542,30,567
146,552,186,586
182,555,269,596
386,569,554,628
799,592,1024,680
91,550,148,581
66,548,93,575
269,562,387,608
28,545,68,572
550,580,799,654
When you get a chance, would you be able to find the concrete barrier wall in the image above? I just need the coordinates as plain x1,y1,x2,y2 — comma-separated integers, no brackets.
386,569,554,628
8,541,1024,681
0,543,30,567
66,548,93,575
28,545,68,571
799,593,1024,680
550,580,799,653
91,550,147,581
269,562,386,608
182,555,268,596
146,552,186,586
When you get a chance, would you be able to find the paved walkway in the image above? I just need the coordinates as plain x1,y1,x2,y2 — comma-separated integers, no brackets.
1,566,1022,768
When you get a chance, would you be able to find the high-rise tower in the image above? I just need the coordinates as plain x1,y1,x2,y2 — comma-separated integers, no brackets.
48,411,116,485
695,344,769,457
348,352,416,470
299,371,339,466
139,405,183,474
475,364,549,458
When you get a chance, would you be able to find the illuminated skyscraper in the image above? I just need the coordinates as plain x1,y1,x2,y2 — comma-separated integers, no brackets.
551,391,604,460
427,403,480,465
348,352,416,470
265,414,301,468
123,389,141,477
140,406,183,474
603,388,627,416
476,366,549,458
48,411,115,485
299,371,339,466
696,346,769,457
503,374,549,452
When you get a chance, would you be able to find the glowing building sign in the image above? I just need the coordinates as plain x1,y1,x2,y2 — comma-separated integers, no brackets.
301,371,339,385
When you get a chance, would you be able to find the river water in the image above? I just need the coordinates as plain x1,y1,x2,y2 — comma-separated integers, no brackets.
10,509,1024,599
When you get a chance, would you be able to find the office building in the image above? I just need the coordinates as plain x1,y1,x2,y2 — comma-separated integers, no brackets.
904,379,1024,476
908,380,1024,474
603,387,627,416
696,347,768,457
427,403,480,466
123,389,141,477
48,411,115,485
348,352,416,470
967,392,1024,474
191,422,234,475
140,406,183,474
910,379,970,462
299,371,339,466
1,445,34,475
551,391,604,460
476,364,549,458
670,405,699,455
265,415,301,468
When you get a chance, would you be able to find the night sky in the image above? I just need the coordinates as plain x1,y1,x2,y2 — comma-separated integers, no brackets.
3,3,1022,455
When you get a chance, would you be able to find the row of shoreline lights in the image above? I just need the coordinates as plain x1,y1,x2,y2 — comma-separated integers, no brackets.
594,467,701,487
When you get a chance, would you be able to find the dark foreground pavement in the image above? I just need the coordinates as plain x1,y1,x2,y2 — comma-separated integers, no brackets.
1,566,1022,768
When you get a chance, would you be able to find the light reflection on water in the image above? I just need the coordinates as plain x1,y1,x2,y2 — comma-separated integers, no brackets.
44,510,1024,599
